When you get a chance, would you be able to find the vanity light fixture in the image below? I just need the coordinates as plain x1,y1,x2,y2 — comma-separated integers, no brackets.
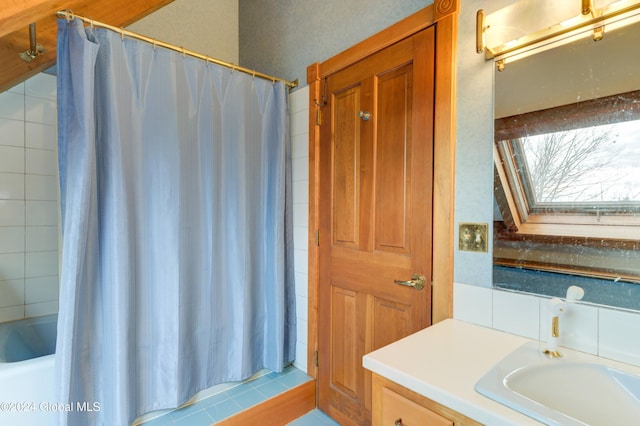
476,0,640,69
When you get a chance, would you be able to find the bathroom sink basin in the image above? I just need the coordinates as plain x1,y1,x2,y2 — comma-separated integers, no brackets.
475,341,640,426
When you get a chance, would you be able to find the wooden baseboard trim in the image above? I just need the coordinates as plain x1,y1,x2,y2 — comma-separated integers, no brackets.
214,379,316,426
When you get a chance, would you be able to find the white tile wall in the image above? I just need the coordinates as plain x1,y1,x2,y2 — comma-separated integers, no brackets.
25,96,57,126
0,253,25,280
25,73,57,100
26,201,58,226
454,282,640,367
290,86,309,374
492,290,541,339
0,146,25,173
0,73,59,323
26,251,59,278
25,276,59,304
0,305,24,323
25,300,58,318
26,175,58,200
26,122,57,150
599,309,640,366
2,202,23,226
0,200,26,226
0,118,25,146
26,149,58,175
7,82,24,95
0,279,25,308
0,227,25,253
26,226,58,251
453,281,492,327
0,91,25,121
0,173,24,199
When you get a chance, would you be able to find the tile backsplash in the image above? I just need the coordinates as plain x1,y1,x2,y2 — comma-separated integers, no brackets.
454,282,640,367
0,73,59,322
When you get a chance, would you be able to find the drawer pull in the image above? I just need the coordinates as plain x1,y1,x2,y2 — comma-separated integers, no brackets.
394,418,403,426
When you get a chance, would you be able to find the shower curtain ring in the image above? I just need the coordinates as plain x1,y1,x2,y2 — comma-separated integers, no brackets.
152,39,157,50
60,10,74,22
119,28,124,41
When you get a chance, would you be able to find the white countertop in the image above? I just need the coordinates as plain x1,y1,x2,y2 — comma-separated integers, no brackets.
362,319,544,425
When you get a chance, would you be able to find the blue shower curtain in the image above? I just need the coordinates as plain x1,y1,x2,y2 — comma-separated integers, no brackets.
55,18,295,426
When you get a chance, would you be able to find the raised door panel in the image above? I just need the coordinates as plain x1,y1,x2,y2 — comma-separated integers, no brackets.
332,87,361,249
330,287,360,399
375,64,413,255
373,298,412,350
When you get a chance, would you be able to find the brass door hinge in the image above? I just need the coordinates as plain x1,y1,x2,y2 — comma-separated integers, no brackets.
315,230,320,246
314,350,319,367
314,77,327,126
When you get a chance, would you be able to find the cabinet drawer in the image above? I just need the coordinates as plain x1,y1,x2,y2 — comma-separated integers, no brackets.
381,387,453,426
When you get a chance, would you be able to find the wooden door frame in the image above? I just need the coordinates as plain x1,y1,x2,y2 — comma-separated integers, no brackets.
306,0,459,378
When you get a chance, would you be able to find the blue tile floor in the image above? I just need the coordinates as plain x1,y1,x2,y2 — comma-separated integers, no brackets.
287,409,339,426
136,365,338,425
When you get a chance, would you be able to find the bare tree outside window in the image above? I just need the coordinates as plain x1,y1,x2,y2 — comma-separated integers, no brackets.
517,120,640,205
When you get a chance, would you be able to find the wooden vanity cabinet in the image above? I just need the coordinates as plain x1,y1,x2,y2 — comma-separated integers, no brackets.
372,374,483,426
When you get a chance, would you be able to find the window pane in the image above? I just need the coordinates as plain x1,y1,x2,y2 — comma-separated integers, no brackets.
519,119,640,205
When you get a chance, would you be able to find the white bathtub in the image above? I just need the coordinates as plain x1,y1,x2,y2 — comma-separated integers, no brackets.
0,315,56,426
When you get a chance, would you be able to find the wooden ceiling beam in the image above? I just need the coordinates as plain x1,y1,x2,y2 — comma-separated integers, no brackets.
0,0,174,93
0,0,82,38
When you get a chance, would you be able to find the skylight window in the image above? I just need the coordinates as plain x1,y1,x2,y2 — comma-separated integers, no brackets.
494,90,640,241
517,120,640,207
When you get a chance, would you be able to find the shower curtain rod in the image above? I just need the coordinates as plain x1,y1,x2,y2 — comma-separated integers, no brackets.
56,10,298,89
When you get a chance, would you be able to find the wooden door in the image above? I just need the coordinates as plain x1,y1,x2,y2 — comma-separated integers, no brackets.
317,27,435,426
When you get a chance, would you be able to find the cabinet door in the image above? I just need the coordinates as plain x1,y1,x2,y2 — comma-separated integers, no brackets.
372,374,484,426
382,387,453,426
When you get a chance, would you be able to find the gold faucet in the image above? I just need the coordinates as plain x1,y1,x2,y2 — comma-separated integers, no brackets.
543,288,584,358
544,315,562,358
544,298,566,358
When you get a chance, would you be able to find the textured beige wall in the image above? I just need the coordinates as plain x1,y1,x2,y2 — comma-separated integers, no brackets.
128,0,238,64
238,0,426,85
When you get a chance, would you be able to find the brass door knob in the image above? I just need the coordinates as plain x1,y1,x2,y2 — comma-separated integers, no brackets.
358,111,371,121
394,274,426,290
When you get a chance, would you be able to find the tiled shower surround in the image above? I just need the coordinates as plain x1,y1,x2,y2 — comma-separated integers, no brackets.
0,75,312,378
0,73,59,322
